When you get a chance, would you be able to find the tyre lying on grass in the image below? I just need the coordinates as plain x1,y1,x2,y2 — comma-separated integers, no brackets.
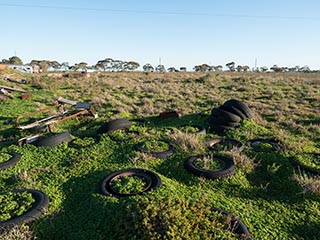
246,137,284,152
96,118,131,134
32,132,72,147
184,154,235,179
99,168,162,197
135,140,175,159
0,152,21,170
206,138,244,153
211,207,252,240
0,189,49,230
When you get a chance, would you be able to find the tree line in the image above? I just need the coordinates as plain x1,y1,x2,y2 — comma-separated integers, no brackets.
0,56,315,73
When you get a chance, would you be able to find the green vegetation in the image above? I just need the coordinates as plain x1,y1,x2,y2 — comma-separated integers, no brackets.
0,70,320,239
0,191,35,221
193,155,224,170
140,140,170,152
111,175,148,194
293,153,320,171
0,153,12,163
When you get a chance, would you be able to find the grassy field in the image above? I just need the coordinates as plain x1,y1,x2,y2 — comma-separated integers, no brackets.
0,68,320,239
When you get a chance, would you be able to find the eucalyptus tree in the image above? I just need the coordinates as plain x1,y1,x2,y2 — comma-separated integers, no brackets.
143,63,154,72
226,62,235,71
155,64,166,72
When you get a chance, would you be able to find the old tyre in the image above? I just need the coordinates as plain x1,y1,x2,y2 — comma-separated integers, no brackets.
219,104,247,120
208,116,241,127
211,207,252,240
210,125,236,134
247,138,283,152
0,152,21,170
0,189,49,229
100,168,162,197
135,140,175,159
97,118,131,134
222,99,252,119
184,154,235,179
211,108,242,123
33,132,72,147
206,138,244,152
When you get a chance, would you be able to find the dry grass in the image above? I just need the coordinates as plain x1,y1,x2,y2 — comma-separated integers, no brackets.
168,130,206,154
0,225,34,240
293,171,320,195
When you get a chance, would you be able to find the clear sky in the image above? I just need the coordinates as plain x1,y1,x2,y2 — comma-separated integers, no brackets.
1,0,320,70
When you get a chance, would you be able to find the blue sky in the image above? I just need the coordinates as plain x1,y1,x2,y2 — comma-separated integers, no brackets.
1,0,320,70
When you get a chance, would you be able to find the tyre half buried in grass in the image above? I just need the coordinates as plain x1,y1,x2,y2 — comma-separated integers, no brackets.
0,189,49,230
32,132,72,147
211,207,252,240
135,140,175,159
184,154,235,179
99,168,162,197
0,152,21,170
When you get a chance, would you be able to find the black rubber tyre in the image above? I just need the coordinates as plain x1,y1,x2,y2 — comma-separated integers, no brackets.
211,125,235,134
33,132,72,147
219,104,247,120
184,154,235,179
211,108,242,123
222,99,252,119
0,152,21,170
247,138,283,152
100,168,162,197
135,140,175,159
97,118,131,134
289,153,320,175
178,124,206,135
208,116,241,127
0,189,49,229
206,138,244,152
211,207,252,240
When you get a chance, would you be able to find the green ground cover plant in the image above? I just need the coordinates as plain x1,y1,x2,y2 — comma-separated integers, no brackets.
0,70,319,239
0,191,35,221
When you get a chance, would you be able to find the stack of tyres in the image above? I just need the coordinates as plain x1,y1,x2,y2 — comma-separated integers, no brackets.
208,99,252,134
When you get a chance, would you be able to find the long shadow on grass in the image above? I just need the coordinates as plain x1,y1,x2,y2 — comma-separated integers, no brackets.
34,170,137,240
239,151,304,203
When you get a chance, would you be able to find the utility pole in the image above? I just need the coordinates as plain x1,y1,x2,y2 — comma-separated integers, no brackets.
254,58,257,72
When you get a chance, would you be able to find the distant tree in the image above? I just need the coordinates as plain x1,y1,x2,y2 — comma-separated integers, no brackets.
96,58,114,71
236,65,243,72
8,56,23,65
194,64,210,72
180,67,187,72
123,61,140,71
213,65,223,72
299,65,311,73
49,61,61,70
61,62,69,71
155,64,166,72
270,65,283,72
226,62,235,71
73,62,88,72
167,67,178,72
143,63,154,72
242,65,250,72
260,66,268,72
